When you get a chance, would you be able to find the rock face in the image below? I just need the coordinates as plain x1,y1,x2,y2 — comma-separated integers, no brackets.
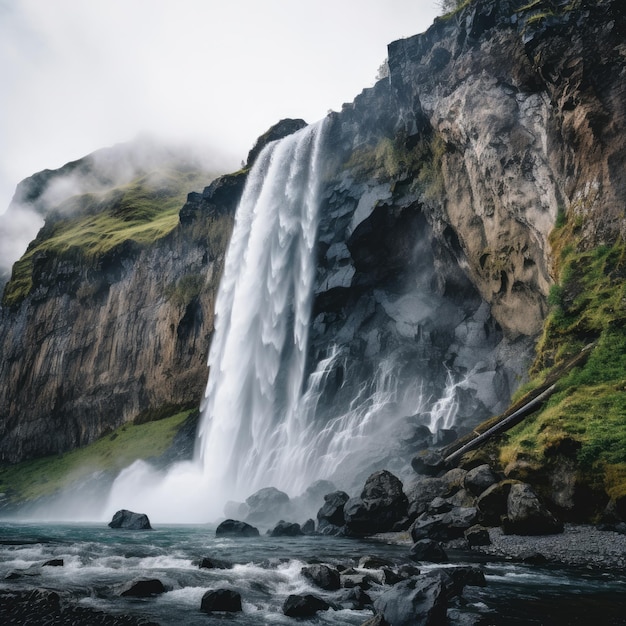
200,589,242,613
108,509,152,530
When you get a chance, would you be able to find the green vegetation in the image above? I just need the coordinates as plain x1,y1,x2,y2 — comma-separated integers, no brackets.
0,409,194,505
344,131,447,198
2,167,213,307
499,202,626,509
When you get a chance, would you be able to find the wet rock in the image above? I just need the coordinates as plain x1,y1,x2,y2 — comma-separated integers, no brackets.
411,450,447,476
269,520,303,537
464,524,491,547
339,586,373,610
373,574,448,626
108,509,152,530
245,487,290,525
380,567,403,585
341,572,376,590
282,593,330,617
502,483,564,535
358,555,395,569
215,519,260,537
396,563,421,579
476,480,520,526
301,564,341,590
360,616,390,626
42,559,64,567
464,464,499,496
317,490,350,533
441,468,468,495
301,518,316,534
405,476,447,520
200,588,242,613
344,470,409,535
120,579,166,597
408,539,449,563
410,507,479,542
199,557,232,569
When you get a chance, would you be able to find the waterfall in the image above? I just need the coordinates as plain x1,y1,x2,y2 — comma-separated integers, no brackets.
195,120,327,497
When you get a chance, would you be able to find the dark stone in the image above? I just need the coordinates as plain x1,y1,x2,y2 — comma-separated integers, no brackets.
502,483,564,535
302,518,316,534
373,574,448,626
438,566,487,596
317,490,350,532
282,593,330,617
215,519,260,537
410,507,479,542
120,579,166,597
301,564,341,590
340,572,377,590
380,567,403,585
358,555,395,569
344,470,409,536
42,559,64,567
269,520,303,537
245,487,290,525
199,557,232,569
200,588,242,613
408,539,449,563
360,616,390,626
464,464,499,496
396,563,421,579
435,428,458,446
405,476,448,520
476,480,520,526
464,524,491,547
108,509,152,530
338,586,373,610
411,450,447,476
246,118,308,167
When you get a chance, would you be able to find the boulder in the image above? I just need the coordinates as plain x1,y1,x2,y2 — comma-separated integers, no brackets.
441,468,468,495
411,450,447,476
464,524,491,547
360,616,390,626
464,464,499,496
108,509,152,530
120,579,166,597
245,487,290,525
301,518,316,534
338,586,373,610
341,572,376,590
408,539,449,563
502,483,564,535
317,490,350,533
301,564,341,590
42,559,63,567
215,519,260,537
373,574,448,626
476,480,520,526
200,589,242,613
269,520,303,537
404,476,447,520
282,593,330,617
358,555,395,569
344,471,409,536
410,507,479,542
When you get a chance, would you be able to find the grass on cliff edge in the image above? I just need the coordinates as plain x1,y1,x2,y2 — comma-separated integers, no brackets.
0,410,193,505
499,212,626,505
3,167,212,307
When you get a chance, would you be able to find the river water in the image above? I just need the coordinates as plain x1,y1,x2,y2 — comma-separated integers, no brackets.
1,522,626,625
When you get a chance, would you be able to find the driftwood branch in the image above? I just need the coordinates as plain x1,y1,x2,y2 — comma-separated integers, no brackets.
439,342,596,466
444,383,557,465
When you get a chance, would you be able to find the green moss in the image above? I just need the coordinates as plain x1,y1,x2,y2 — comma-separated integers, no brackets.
2,167,213,307
164,274,204,308
499,201,626,504
0,409,194,504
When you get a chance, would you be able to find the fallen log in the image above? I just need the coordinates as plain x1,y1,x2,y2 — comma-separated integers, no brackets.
440,343,595,466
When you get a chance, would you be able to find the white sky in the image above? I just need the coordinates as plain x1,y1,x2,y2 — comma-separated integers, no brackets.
0,0,440,213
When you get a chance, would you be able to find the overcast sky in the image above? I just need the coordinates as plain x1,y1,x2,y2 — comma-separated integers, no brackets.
0,0,440,213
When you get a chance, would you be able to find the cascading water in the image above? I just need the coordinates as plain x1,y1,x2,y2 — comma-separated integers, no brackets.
195,120,327,497
41,116,477,524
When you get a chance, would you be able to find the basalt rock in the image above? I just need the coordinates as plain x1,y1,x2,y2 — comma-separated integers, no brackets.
317,490,350,533
200,589,242,613
282,593,331,618
502,483,564,535
344,470,409,536
108,509,152,530
215,519,260,537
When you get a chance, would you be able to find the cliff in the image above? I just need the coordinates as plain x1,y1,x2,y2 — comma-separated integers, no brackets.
1,0,625,516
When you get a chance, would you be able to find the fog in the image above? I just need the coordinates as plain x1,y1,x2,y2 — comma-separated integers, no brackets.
0,1,440,214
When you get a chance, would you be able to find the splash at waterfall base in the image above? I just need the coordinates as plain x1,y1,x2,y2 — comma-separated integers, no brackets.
101,115,527,525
